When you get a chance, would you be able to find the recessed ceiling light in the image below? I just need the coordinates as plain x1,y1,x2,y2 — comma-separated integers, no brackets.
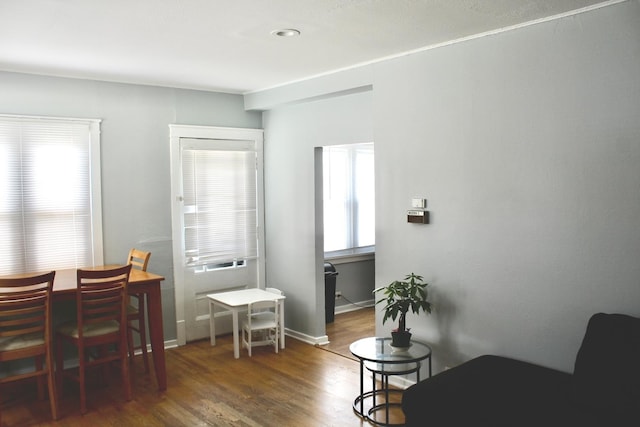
271,29,301,37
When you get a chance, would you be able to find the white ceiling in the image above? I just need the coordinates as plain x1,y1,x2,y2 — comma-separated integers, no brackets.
0,0,617,94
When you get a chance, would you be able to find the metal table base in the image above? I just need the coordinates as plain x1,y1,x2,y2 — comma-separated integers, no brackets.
350,338,432,427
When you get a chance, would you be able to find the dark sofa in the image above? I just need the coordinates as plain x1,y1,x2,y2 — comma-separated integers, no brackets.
402,313,640,426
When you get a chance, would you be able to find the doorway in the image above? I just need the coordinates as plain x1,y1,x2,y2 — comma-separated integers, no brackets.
319,143,376,344
169,125,265,345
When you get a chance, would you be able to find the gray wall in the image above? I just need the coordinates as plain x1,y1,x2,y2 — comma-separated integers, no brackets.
262,90,374,339
331,259,375,310
254,0,640,374
373,0,640,374
0,71,262,342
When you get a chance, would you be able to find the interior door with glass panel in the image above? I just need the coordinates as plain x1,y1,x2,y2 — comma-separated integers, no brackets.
169,126,265,344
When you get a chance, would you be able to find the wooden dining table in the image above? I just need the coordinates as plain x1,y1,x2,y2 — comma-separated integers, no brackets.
4,266,168,392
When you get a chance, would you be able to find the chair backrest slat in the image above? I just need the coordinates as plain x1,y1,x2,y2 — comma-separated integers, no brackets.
128,248,151,272
0,271,55,347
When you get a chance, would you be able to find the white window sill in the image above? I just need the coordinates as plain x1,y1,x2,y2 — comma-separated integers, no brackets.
325,248,375,265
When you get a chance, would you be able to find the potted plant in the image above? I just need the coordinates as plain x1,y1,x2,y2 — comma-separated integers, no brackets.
373,273,432,348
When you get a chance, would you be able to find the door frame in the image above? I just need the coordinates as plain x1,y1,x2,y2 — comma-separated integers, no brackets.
169,124,265,346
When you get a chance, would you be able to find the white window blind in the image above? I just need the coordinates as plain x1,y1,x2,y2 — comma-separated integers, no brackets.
181,140,258,266
0,115,102,275
323,143,375,253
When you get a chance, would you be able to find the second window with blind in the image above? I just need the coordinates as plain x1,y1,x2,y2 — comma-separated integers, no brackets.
323,142,375,257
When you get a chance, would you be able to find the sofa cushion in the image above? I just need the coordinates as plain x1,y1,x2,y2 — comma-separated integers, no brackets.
572,312,640,416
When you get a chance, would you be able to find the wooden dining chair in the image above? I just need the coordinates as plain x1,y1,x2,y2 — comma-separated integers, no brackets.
126,248,151,373
0,271,58,422
241,299,279,356
55,265,132,414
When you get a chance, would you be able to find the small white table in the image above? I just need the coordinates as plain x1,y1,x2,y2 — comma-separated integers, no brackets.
207,288,286,358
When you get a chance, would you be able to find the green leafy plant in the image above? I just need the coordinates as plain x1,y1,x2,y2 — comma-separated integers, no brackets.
373,273,432,334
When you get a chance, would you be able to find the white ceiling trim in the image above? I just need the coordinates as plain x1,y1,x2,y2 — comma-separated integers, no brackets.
246,0,628,95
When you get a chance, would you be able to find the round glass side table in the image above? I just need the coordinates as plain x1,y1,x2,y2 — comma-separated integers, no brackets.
350,337,432,427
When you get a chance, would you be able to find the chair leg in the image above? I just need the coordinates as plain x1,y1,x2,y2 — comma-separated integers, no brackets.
137,295,150,373
78,345,87,414
120,342,132,402
128,295,150,374
35,355,45,400
248,328,252,357
274,328,279,354
55,337,64,396
243,327,252,357
127,322,135,365
46,348,59,420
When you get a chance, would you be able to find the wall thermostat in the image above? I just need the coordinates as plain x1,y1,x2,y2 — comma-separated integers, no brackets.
407,210,429,224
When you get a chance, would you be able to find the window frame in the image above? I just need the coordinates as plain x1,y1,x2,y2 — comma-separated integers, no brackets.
323,142,375,258
0,114,103,275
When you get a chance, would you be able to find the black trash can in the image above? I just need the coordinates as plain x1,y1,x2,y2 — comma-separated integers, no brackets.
324,262,339,323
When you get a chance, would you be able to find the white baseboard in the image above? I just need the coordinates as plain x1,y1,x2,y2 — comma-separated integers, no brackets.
334,299,375,315
123,339,180,358
388,375,415,389
284,328,329,346
176,319,186,346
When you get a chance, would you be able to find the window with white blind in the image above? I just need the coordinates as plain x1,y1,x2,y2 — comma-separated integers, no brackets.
0,115,103,276
323,142,375,255
181,139,257,268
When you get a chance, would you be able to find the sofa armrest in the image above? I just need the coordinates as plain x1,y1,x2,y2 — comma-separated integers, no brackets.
572,313,640,422
403,355,579,427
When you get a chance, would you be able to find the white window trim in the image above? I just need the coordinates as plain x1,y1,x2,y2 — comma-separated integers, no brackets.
325,247,375,265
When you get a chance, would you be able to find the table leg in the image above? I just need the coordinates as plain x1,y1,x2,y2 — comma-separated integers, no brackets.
372,371,377,407
384,373,389,424
209,299,216,346
232,309,240,359
146,283,167,391
359,360,364,416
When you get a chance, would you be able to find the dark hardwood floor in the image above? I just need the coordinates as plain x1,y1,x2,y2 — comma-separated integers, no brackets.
1,308,388,427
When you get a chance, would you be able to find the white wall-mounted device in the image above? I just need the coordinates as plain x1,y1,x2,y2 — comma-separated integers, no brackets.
411,198,427,209
408,197,429,224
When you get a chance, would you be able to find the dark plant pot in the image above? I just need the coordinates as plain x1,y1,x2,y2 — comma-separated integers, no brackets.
391,331,412,348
